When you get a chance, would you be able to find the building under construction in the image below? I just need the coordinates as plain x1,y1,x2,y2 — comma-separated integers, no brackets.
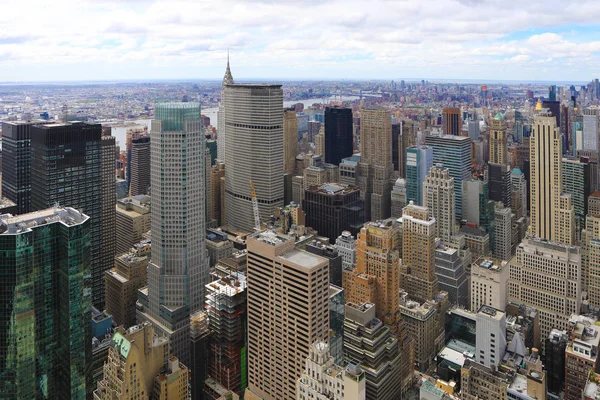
204,273,247,398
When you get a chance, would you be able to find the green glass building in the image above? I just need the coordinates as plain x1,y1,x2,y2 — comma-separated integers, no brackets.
0,207,91,399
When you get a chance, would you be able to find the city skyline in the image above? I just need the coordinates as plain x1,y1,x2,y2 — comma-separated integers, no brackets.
2,0,600,82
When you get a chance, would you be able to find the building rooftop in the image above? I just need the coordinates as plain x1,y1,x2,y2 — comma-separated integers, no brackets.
567,314,600,362
308,182,358,195
252,229,291,246
459,225,489,237
438,345,473,368
473,257,507,272
279,248,326,268
0,197,16,209
478,305,506,321
206,273,247,298
0,207,89,234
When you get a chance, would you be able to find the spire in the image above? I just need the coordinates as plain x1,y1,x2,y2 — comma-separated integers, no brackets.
222,49,234,86
535,98,542,111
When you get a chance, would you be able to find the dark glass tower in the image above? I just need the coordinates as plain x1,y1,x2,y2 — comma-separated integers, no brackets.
30,122,109,309
324,106,353,167
0,207,91,399
1,121,33,214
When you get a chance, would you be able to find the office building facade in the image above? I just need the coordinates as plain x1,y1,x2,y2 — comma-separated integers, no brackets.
1,121,33,213
425,164,455,243
115,195,151,256
442,107,461,136
324,106,353,167
30,121,112,309
489,113,508,165
137,102,208,368
425,134,472,219
223,84,284,232
129,135,151,196
284,109,298,175
357,109,394,221
401,203,438,303
303,183,363,243
405,145,433,206
245,230,329,400
0,207,91,399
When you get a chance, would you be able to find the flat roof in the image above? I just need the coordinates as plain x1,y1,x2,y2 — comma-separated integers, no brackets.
279,248,325,268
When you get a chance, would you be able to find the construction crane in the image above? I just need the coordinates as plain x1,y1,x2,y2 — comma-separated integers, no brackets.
250,181,261,231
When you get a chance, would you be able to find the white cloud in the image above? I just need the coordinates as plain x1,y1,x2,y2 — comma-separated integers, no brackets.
0,0,599,80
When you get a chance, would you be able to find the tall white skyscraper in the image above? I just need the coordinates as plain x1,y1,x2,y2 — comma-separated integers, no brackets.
137,102,208,368
223,82,284,232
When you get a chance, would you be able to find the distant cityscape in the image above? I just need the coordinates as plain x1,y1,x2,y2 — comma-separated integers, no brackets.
2,48,600,400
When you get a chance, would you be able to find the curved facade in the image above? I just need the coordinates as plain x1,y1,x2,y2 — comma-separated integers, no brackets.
223,84,284,232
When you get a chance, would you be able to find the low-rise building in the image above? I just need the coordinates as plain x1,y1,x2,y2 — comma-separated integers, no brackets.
296,342,366,400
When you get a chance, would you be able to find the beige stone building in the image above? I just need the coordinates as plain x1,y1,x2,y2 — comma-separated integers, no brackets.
93,322,188,400
401,202,438,303
425,164,455,244
489,113,508,165
357,108,394,221
284,109,298,175
508,237,581,339
529,110,574,243
461,359,510,400
245,230,329,400
115,195,151,256
105,240,150,328
470,258,509,313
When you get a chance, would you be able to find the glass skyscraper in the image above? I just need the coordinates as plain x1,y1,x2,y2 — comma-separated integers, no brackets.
1,121,33,214
137,102,207,368
405,145,433,206
0,207,91,399
425,134,472,219
324,106,353,167
30,122,114,310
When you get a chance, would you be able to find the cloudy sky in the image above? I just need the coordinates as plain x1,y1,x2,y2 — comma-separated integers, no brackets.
1,0,599,82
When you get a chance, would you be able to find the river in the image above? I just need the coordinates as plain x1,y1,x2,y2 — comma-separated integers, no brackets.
201,95,362,127
112,95,363,145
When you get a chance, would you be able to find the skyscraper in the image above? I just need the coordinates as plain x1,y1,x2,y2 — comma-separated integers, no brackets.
30,121,112,309
425,134,472,219
489,113,508,165
357,108,394,221
424,164,455,244
529,110,574,242
405,145,433,206
137,102,207,368
217,55,234,161
488,163,512,209
302,183,363,242
223,83,284,232
284,109,298,175
100,133,117,299
0,207,91,399
205,273,247,396
508,237,581,340
345,219,401,324
1,121,33,214
129,135,151,196
343,302,403,400
442,107,461,135
562,157,591,240
401,202,438,303
245,230,329,400
324,106,353,167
